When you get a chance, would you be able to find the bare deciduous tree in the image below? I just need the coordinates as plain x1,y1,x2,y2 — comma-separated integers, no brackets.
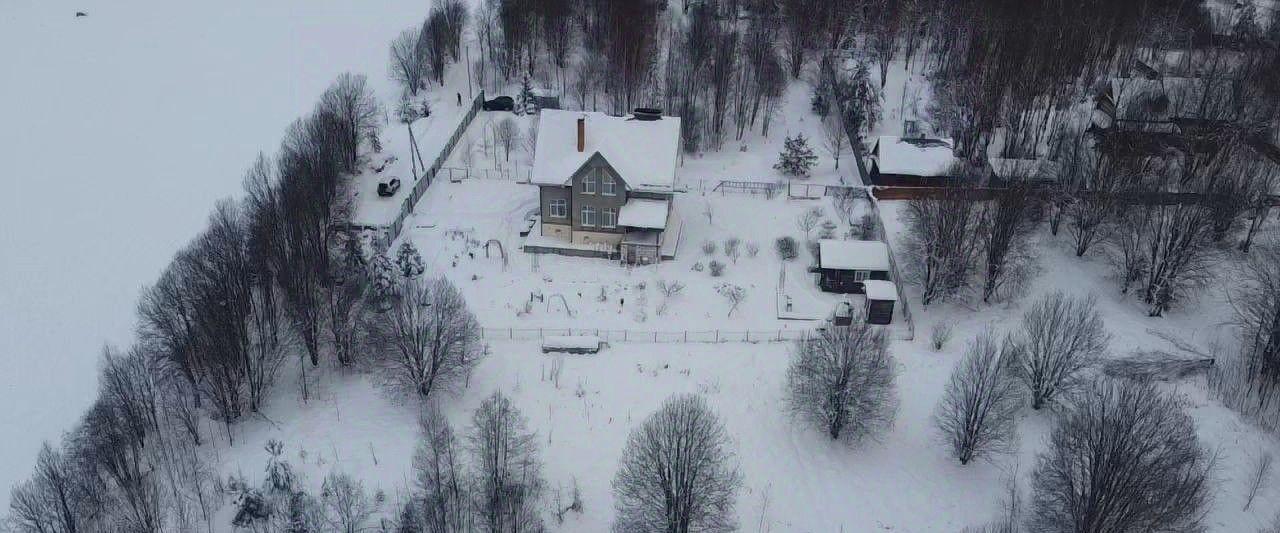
468,391,543,533
820,113,847,170
391,27,427,96
492,117,519,162
1029,380,1212,533
787,321,896,442
1015,292,1109,410
1244,451,1274,511
321,471,378,533
979,181,1038,303
613,394,741,533
935,330,1023,464
413,406,473,532
796,206,823,239
901,191,982,306
317,73,383,174
369,277,483,399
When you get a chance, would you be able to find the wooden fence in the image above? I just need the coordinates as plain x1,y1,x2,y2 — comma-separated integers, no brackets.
866,193,917,341
439,166,531,182
380,91,485,250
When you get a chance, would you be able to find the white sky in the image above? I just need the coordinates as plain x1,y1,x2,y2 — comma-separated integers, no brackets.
0,0,422,505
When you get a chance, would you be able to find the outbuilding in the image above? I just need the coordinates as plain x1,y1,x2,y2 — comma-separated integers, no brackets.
812,240,891,294
861,280,898,325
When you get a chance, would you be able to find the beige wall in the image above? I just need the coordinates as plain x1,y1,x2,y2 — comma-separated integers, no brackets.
572,229,623,247
541,222,573,242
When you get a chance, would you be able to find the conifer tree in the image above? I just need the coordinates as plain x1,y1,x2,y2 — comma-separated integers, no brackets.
395,241,425,279
775,133,819,177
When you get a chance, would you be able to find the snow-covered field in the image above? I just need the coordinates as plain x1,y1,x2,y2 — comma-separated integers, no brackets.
0,0,429,503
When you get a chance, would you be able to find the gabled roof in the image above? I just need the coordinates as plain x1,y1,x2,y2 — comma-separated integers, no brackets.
873,136,958,178
531,110,681,191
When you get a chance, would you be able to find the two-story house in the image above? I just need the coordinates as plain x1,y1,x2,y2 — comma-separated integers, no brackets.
529,109,682,264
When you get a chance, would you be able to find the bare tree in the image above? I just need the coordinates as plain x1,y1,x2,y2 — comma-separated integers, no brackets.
1014,292,1109,410
369,277,483,399
321,471,378,533
723,237,741,264
613,394,741,533
935,330,1023,465
492,117,519,162
979,181,1038,303
317,73,382,174
391,27,427,96
796,206,823,239
8,442,98,533
901,191,982,306
468,391,544,533
787,321,896,442
820,113,847,170
1028,379,1213,533
413,406,474,532
1244,451,1274,511
716,283,746,318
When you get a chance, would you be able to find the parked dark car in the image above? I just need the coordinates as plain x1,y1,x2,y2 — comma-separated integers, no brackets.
377,178,401,197
482,96,515,111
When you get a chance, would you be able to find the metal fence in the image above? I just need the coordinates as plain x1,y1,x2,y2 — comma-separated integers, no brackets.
481,327,810,344
380,91,485,249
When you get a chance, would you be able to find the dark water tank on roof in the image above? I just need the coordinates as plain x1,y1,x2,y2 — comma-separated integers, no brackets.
632,108,663,121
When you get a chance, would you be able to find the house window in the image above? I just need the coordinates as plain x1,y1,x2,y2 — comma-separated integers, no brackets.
853,271,869,282
581,205,595,226
601,170,616,196
548,199,567,218
581,173,595,194
602,207,617,228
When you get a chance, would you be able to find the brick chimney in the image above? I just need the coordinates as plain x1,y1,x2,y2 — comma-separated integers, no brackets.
577,116,585,153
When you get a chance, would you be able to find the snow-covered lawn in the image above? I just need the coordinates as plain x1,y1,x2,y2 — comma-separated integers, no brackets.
394,177,888,335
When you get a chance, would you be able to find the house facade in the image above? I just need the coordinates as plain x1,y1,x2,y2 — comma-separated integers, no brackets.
529,110,682,264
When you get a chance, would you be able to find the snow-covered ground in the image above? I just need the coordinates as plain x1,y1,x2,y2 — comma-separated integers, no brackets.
0,0,430,503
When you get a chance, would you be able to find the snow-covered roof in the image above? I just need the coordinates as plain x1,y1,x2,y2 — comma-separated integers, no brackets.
873,136,958,178
862,280,898,302
818,240,889,271
617,199,669,230
531,110,681,191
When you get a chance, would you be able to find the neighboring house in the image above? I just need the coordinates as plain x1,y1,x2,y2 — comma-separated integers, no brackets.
1094,77,1238,133
811,240,890,294
867,135,964,186
528,109,683,264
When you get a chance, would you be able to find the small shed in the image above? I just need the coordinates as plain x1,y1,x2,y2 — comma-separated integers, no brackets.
531,88,560,110
861,280,898,325
813,240,890,293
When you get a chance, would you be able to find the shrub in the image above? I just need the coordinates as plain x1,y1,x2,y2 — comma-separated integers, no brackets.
746,242,760,258
931,323,954,351
709,260,725,277
702,240,717,255
775,237,798,261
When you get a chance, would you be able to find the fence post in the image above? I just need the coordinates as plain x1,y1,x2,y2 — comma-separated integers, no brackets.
745,331,750,342
684,330,688,342
715,330,719,343
653,331,657,342
509,328,513,340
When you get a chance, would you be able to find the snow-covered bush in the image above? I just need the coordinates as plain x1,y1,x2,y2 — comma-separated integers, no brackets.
774,134,819,177
709,260,725,277
818,220,838,240
935,330,1022,464
858,213,878,240
613,394,740,533
775,237,798,261
787,320,895,443
396,241,426,279
1029,380,1212,532
702,240,718,255
369,251,397,302
746,242,760,258
692,261,705,272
